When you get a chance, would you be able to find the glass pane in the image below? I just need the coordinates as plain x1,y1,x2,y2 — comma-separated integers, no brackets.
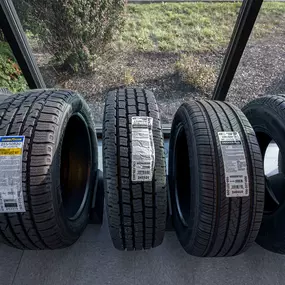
0,27,28,93
227,2,285,108
13,1,241,125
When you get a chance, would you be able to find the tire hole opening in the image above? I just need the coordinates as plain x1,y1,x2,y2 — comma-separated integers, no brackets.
174,125,191,227
60,114,92,220
256,132,285,214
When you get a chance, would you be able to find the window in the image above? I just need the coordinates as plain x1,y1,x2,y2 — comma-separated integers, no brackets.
0,27,27,93
5,1,268,125
227,2,285,107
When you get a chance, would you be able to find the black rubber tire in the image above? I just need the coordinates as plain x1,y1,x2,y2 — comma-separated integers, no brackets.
0,87,12,103
103,87,167,250
169,100,264,257
0,89,98,249
278,150,285,174
242,95,285,254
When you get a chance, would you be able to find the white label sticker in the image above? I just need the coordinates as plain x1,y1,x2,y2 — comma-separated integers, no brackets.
218,132,249,197
131,117,155,182
0,136,26,213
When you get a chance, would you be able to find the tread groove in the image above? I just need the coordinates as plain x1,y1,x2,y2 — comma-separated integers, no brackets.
116,90,126,249
26,92,53,249
134,88,146,249
212,101,242,257
197,100,224,256
225,102,257,255
143,89,156,248
125,88,136,249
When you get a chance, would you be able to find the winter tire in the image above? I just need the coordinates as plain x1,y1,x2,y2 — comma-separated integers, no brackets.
103,88,167,250
0,89,98,249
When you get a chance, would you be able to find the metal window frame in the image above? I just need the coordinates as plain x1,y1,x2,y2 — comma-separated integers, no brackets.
0,0,45,89
212,0,263,101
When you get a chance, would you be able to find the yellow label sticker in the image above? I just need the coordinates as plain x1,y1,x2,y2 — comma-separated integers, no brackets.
0,148,22,156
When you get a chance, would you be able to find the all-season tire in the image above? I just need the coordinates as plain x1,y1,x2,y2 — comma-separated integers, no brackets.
169,100,264,257
243,95,285,254
0,87,12,103
103,88,167,250
0,89,98,249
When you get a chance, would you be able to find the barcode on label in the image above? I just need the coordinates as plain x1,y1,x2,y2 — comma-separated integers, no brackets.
141,165,151,169
4,203,18,208
231,184,244,189
4,199,18,209
137,170,151,175
132,131,150,140
132,117,153,128
136,162,152,165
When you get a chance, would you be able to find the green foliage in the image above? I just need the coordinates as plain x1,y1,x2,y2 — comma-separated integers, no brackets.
0,42,28,93
119,3,241,52
118,2,285,52
176,54,216,94
17,0,126,73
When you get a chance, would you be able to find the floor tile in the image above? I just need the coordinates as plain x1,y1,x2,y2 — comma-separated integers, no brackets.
79,210,111,244
0,244,23,285
13,241,135,285
134,232,195,285
134,233,285,285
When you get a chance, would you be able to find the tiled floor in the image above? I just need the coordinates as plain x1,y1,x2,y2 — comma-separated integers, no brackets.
2,216,285,285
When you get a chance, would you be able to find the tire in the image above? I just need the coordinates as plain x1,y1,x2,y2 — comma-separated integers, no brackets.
0,89,98,249
242,95,285,254
103,88,167,250
0,87,12,103
278,150,285,174
169,100,264,257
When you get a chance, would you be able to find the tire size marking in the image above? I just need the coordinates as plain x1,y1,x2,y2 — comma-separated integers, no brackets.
0,136,26,213
131,117,155,182
218,132,249,197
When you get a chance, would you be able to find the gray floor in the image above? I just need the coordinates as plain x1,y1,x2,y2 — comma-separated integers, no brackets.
1,218,285,285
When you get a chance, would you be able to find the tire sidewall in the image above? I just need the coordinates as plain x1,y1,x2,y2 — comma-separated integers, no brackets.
169,104,200,251
244,104,285,246
51,94,97,240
